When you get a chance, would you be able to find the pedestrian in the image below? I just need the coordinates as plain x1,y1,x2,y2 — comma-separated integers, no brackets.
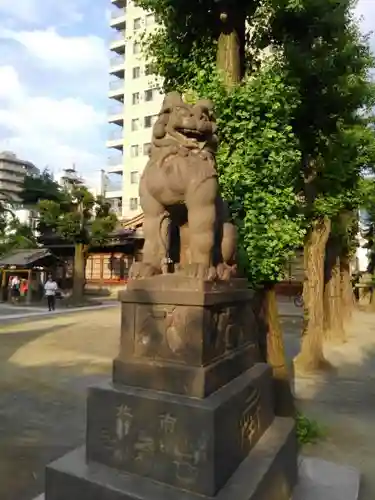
44,274,58,311
10,275,20,304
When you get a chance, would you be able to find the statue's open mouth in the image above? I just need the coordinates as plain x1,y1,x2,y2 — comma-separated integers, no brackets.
179,128,204,139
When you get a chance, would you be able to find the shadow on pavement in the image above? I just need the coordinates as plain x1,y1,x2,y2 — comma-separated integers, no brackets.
280,311,375,500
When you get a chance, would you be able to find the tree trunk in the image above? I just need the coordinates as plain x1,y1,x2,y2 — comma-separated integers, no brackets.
294,217,332,372
216,10,245,87
263,286,295,417
324,237,346,343
340,255,354,322
72,243,88,303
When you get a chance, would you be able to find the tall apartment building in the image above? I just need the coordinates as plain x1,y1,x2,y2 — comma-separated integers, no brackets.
0,151,39,203
0,151,40,233
107,0,164,220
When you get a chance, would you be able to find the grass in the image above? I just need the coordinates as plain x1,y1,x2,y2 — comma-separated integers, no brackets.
296,411,326,446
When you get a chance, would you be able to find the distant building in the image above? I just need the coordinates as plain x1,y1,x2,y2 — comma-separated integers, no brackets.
0,151,39,203
107,0,163,219
55,165,85,191
0,151,40,236
354,209,370,273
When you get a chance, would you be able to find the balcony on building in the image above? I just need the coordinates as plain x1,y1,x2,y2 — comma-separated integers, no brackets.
107,155,124,175
110,6,126,30
105,189,123,199
110,29,126,54
109,54,125,77
108,77,125,101
107,128,124,151
108,103,124,126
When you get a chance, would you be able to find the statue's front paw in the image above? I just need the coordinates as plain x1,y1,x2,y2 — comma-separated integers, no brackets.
216,263,238,280
129,262,162,279
179,263,217,281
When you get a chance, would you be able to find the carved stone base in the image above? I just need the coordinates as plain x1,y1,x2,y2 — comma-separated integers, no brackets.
87,364,273,496
45,417,297,500
44,275,298,500
114,275,261,398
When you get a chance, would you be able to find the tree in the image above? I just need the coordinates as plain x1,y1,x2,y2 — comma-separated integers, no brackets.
323,123,375,340
0,219,38,257
21,168,63,205
267,0,375,370
0,170,61,256
136,0,304,415
38,186,117,303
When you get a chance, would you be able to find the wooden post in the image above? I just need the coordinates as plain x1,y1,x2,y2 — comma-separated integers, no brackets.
0,268,6,302
26,269,32,305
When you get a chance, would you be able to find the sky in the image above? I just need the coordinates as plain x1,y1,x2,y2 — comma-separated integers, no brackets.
0,0,374,190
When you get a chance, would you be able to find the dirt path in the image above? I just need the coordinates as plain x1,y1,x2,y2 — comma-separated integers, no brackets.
281,309,375,500
1,304,374,499
0,308,120,500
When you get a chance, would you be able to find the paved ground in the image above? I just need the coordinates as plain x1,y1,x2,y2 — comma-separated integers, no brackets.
0,305,45,316
0,303,374,499
282,311,375,500
0,301,118,324
0,307,121,500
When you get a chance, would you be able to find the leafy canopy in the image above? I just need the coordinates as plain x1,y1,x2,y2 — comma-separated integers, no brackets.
38,186,117,247
136,0,305,284
0,219,38,257
136,0,375,282
268,0,375,221
21,168,63,205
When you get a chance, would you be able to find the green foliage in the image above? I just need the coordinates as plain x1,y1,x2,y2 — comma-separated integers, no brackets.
0,219,38,257
38,186,117,247
136,0,258,90
296,411,326,446
21,169,63,205
268,0,375,220
136,0,305,284
209,63,305,284
136,0,375,283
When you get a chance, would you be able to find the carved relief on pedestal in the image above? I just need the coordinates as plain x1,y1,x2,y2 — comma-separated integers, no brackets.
134,304,201,362
205,303,250,361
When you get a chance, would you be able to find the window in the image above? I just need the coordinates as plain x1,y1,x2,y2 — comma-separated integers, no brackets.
144,114,158,128
131,118,140,131
144,88,155,102
130,171,139,184
133,42,140,54
145,63,154,76
130,145,139,157
133,17,141,30
130,197,139,210
132,92,140,105
145,13,155,26
132,66,140,79
143,142,151,155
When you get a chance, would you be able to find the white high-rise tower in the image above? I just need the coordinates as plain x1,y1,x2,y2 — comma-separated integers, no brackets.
107,0,164,219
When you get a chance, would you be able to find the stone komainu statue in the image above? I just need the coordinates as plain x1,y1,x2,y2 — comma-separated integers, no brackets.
130,91,237,280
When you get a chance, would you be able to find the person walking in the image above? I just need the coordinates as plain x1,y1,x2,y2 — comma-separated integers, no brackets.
44,274,58,311
10,275,20,304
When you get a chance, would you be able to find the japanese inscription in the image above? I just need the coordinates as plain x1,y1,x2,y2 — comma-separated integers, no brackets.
116,404,133,439
102,403,209,488
239,388,261,449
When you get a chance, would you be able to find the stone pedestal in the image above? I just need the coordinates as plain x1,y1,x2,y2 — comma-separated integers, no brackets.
45,276,298,500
